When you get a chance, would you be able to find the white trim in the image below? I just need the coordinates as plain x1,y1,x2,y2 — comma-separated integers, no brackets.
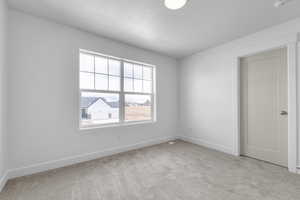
79,120,156,131
234,58,241,156
152,67,157,121
6,136,177,179
287,42,298,173
120,60,125,122
80,49,156,68
0,171,8,192
236,41,298,173
179,135,235,155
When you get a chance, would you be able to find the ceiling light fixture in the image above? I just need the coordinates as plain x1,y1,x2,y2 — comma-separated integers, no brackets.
274,0,292,7
164,0,188,10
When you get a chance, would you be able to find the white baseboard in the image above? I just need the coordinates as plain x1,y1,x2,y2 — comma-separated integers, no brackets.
0,171,8,192
7,136,178,180
2,135,296,192
3,135,234,190
179,135,235,155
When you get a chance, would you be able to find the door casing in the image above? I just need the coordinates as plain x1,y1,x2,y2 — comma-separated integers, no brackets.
236,43,298,173
240,48,288,167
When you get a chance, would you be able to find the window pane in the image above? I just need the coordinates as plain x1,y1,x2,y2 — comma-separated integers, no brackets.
125,95,151,122
124,62,133,78
109,76,120,91
95,56,108,74
80,72,94,89
134,64,143,79
81,92,119,126
134,79,143,92
95,74,108,90
124,78,133,92
80,53,94,72
109,59,120,76
143,67,152,80
143,80,152,93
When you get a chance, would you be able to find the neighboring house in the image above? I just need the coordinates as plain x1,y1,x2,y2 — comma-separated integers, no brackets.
81,97,119,121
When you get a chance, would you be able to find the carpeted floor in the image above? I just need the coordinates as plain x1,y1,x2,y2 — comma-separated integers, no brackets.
1,140,300,200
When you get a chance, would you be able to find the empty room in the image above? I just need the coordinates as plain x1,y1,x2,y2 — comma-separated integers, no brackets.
1,0,300,199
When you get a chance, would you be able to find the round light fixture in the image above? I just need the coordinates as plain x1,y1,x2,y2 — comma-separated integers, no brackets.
274,0,292,7
164,0,188,10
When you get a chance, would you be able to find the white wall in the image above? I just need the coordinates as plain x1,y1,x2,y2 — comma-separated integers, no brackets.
180,17,300,167
7,10,179,174
0,0,7,188
5,4,300,181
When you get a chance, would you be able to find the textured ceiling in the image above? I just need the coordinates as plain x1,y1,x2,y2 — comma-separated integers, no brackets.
8,0,300,58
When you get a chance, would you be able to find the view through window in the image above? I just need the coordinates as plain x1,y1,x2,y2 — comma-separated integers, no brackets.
79,50,155,128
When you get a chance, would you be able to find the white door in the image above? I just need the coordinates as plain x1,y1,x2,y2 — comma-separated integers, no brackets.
241,48,288,167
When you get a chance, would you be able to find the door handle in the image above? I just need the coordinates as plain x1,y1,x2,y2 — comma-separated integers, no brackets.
280,110,288,115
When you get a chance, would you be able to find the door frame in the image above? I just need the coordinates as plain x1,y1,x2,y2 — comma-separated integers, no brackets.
235,43,298,173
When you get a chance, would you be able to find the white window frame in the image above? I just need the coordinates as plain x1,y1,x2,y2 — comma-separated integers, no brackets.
79,49,156,129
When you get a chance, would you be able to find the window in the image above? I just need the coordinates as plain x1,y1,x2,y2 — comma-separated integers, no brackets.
79,50,155,128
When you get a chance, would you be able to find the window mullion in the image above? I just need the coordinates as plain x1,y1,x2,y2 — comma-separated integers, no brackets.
132,64,134,92
120,60,125,123
93,55,96,89
142,66,144,93
107,58,109,90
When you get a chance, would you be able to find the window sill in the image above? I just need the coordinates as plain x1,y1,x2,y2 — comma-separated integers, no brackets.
79,120,156,131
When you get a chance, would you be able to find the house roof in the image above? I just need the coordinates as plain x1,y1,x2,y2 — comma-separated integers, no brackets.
81,96,119,109
81,97,99,108
105,101,119,108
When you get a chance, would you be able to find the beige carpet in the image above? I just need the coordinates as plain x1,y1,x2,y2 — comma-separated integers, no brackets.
1,140,300,200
